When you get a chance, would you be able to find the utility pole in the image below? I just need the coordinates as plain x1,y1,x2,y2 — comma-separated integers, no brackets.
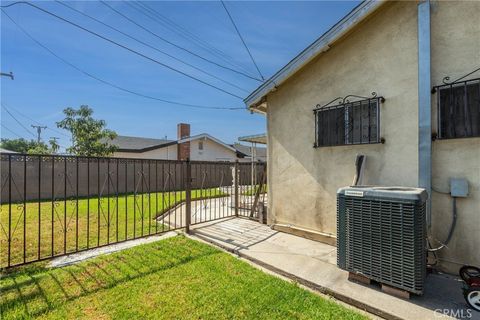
31,125,47,143
0,72,14,80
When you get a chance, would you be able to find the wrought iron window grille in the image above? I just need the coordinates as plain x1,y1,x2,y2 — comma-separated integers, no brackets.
313,92,385,148
432,67,480,140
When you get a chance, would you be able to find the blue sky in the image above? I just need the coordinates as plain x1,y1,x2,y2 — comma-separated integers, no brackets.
1,1,359,150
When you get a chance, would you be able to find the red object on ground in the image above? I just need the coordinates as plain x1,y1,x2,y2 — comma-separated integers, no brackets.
460,265,480,312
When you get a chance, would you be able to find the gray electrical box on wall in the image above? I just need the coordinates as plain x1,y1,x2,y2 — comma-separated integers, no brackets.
450,178,469,197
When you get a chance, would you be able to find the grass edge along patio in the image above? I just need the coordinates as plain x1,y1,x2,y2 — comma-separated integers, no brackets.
0,235,368,320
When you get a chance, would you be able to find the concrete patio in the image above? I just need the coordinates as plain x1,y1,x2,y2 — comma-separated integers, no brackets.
158,194,265,228
190,217,478,320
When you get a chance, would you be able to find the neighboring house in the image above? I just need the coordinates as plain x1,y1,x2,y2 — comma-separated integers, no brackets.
0,148,18,153
245,1,479,274
109,136,177,160
238,133,267,162
233,143,266,162
110,123,265,162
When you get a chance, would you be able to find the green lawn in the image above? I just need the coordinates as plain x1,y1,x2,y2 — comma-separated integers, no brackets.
0,236,367,320
0,189,227,267
242,184,267,196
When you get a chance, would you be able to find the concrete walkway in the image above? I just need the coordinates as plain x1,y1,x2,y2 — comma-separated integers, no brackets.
158,195,265,228
48,232,177,268
191,217,478,320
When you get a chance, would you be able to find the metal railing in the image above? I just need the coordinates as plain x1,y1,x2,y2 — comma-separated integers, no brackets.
433,77,480,140
0,153,266,268
314,93,384,147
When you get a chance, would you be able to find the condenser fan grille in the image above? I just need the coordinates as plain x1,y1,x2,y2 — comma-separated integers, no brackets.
337,187,426,294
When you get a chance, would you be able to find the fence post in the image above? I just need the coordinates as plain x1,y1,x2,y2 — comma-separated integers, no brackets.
250,162,267,218
185,158,192,234
7,154,12,267
234,160,239,217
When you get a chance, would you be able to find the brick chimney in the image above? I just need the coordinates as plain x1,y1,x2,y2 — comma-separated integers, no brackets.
177,123,190,160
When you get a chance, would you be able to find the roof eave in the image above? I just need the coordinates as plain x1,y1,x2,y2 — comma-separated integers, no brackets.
244,0,385,112
116,141,177,153
238,133,267,144
178,134,238,153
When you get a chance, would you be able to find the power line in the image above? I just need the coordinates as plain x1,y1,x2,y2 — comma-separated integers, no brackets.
1,10,245,111
1,2,245,99
132,1,255,77
220,1,264,81
48,136,68,152
1,102,70,137
133,1,251,74
1,124,24,139
46,136,69,150
124,0,260,81
1,104,36,136
134,0,252,73
0,124,68,149
55,0,248,93
47,126,68,138
1,105,69,148
101,0,261,82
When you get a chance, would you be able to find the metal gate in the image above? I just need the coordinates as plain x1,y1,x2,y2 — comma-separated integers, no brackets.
0,153,266,268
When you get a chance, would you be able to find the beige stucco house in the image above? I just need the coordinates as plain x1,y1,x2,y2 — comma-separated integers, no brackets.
245,0,479,273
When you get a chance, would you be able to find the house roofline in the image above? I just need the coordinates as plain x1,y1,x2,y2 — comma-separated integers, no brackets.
238,133,267,145
177,133,238,153
116,133,244,155
244,0,385,113
116,141,177,153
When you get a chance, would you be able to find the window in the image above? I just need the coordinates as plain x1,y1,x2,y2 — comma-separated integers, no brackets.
198,141,204,150
314,96,383,147
436,78,480,139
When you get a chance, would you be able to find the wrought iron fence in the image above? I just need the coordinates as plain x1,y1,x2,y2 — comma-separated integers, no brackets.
0,153,266,268
236,161,267,218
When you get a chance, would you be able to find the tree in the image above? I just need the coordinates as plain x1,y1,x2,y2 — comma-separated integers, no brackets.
49,138,60,154
0,138,49,154
1,138,36,153
56,105,117,156
26,143,50,155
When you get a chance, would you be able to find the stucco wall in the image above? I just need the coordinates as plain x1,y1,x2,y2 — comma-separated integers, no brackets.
189,138,238,161
266,1,479,273
113,145,178,160
429,0,480,272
